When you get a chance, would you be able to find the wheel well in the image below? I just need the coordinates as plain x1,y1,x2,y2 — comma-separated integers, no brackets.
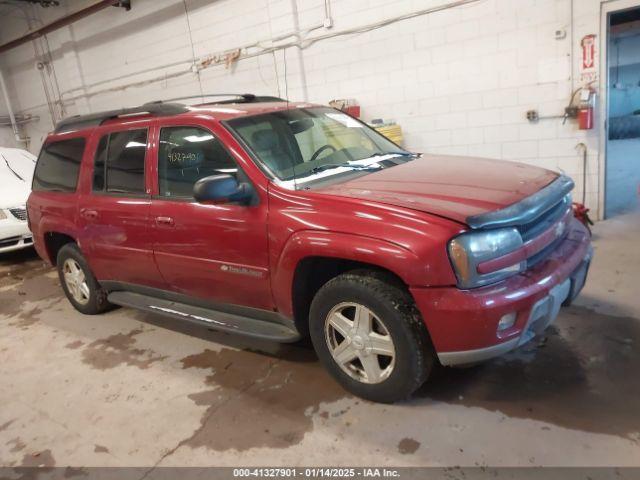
44,232,76,265
291,257,406,338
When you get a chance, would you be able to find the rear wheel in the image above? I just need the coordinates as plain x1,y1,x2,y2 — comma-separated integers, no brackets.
57,243,111,315
309,271,435,403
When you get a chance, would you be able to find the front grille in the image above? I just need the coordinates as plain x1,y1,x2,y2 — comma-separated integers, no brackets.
526,231,567,268
517,196,570,242
468,175,575,278
9,207,27,221
517,197,571,268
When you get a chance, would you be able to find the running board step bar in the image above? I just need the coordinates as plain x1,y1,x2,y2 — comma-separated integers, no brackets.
107,291,300,343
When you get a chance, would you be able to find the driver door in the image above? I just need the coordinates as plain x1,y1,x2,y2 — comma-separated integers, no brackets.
149,123,273,310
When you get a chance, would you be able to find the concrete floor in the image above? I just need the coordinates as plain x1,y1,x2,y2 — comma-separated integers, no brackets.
1,213,639,469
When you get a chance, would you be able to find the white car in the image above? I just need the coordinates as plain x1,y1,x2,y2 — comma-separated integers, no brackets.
0,147,36,253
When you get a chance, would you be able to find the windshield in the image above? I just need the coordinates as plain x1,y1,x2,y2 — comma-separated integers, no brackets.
226,107,416,188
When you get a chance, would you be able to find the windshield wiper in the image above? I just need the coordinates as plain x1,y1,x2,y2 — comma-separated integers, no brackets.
310,162,382,175
1,154,24,182
369,151,418,158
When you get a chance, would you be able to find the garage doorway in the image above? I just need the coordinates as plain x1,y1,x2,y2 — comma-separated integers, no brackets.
603,1,640,218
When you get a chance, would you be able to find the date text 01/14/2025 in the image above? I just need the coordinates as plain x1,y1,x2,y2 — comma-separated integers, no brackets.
232,468,401,478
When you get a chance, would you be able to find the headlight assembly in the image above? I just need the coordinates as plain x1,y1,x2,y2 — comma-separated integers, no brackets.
448,228,525,289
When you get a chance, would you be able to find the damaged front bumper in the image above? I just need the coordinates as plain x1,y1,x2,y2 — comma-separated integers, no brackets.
411,218,592,366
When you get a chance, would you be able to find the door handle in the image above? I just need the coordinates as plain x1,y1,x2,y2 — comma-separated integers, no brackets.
81,209,98,220
155,216,175,227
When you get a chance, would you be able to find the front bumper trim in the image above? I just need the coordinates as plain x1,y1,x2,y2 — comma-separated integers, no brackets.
438,336,521,366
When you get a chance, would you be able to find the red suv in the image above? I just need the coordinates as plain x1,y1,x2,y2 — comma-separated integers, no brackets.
27,94,592,402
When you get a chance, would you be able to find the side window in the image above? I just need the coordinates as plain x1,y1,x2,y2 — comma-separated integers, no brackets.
106,129,147,194
158,126,239,198
91,129,147,195
32,138,86,192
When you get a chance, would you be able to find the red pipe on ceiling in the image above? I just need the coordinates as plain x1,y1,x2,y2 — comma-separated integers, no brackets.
0,0,128,55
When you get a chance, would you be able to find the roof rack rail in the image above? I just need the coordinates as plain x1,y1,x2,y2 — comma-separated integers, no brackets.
209,94,286,104
53,94,286,133
154,93,286,105
54,102,188,134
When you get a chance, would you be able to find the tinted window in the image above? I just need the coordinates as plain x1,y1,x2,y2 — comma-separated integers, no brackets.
158,126,238,198
105,129,147,194
32,138,86,192
92,134,108,191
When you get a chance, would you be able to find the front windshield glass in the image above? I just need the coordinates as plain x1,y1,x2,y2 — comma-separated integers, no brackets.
226,107,416,188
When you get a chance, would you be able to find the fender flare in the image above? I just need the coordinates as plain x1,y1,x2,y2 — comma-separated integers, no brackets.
271,230,427,317
37,217,79,264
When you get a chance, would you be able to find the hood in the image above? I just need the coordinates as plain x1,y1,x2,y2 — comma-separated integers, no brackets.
315,155,559,225
0,148,36,209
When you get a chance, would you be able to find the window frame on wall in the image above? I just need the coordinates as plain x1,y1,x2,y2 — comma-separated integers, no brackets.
91,127,149,198
154,124,251,203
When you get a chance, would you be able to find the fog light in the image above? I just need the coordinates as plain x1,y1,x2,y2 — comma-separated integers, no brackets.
497,312,517,331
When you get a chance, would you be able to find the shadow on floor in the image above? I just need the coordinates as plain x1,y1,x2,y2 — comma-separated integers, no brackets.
0,247,42,272
417,305,640,439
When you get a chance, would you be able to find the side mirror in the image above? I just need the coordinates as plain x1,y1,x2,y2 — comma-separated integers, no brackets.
193,174,252,204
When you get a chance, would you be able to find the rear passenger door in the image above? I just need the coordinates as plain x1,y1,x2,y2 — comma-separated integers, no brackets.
78,124,165,289
149,124,272,310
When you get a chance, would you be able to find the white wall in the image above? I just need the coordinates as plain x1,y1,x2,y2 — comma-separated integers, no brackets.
0,70,17,147
0,0,620,217
0,93,16,147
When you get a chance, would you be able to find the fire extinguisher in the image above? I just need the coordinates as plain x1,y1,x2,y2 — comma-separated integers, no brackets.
578,87,596,130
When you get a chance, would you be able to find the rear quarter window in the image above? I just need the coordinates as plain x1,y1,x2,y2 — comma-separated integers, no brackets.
32,138,86,192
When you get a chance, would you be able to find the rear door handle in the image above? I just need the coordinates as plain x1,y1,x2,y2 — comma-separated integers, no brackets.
155,216,175,227
81,209,98,220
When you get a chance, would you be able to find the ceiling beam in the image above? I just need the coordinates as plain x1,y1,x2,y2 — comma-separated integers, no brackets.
0,0,130,55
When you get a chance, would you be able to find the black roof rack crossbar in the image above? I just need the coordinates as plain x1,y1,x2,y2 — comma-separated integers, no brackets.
53,102,189,133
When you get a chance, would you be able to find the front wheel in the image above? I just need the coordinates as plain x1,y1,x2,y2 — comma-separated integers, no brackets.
309,271,435,403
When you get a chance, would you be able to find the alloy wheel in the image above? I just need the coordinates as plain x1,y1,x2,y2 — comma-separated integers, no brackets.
324,302,396,384
62,258,90,305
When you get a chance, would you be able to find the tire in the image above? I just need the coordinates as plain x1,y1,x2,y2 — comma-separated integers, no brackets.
57,243,111,315
309,270,435,403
